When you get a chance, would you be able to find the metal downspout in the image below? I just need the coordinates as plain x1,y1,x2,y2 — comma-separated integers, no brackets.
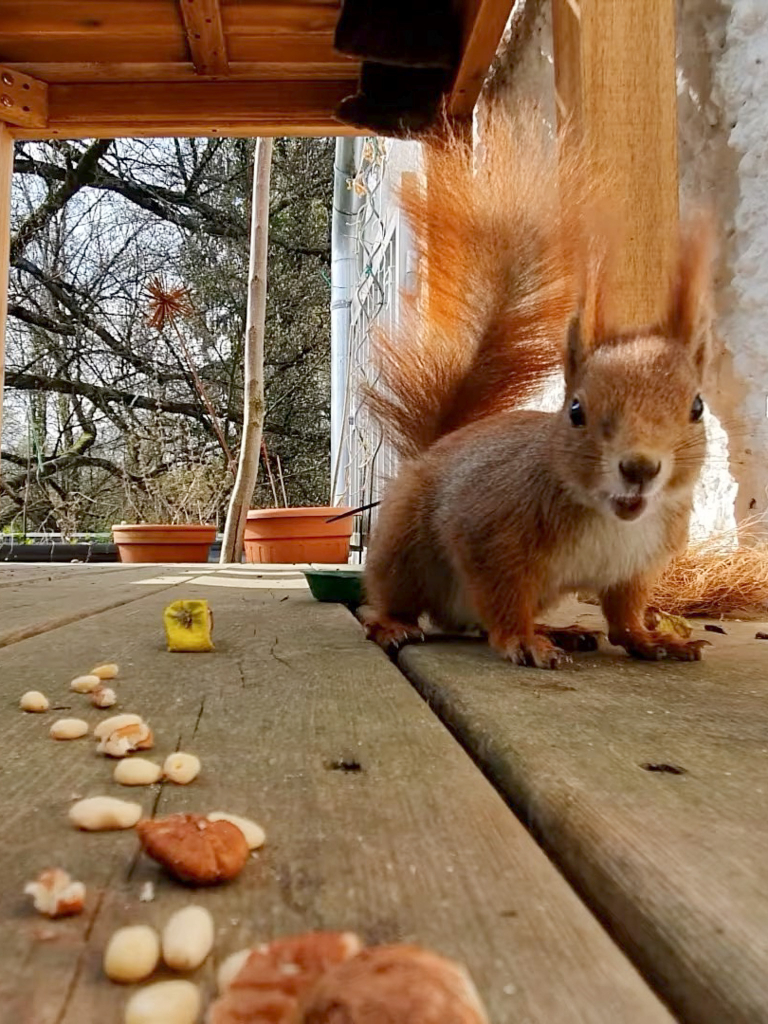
330,136,362,506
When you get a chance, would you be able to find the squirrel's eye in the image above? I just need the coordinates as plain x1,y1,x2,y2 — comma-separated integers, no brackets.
569,397,586,427
690,394,704,422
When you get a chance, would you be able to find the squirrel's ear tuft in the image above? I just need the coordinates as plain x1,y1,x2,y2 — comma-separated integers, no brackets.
663,212,715,375
565,314,585,385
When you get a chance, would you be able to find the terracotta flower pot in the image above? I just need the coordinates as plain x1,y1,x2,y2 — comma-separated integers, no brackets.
112,524,217,564
243,507,354,564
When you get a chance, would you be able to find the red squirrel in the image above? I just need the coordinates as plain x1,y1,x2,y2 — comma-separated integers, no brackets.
362,111,714,668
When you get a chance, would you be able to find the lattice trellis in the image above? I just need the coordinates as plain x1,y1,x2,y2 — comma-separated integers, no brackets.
333,138,415,557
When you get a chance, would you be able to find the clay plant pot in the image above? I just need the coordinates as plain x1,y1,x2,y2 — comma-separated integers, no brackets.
111,524,217,564
243,507,354,564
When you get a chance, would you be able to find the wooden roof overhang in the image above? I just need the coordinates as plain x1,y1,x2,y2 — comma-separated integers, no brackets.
0,0,514,140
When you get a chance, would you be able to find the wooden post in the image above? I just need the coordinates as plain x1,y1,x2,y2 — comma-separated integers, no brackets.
0,123,12,456
552,0,679,328
449,0,517,118
220,137,273,564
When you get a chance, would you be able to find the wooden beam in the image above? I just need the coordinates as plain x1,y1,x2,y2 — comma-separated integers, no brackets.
0,124,12,461
0,60,359,85
178,0,229,76
10,79,362,139
552,0,679,328
449,0,514,118
0,66,47,128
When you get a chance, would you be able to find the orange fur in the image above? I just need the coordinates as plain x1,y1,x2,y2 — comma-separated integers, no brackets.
364,108,715,668
364,112,600,457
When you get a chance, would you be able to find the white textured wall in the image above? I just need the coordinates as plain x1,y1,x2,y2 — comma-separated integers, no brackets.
711,0,768,526
676,0,738,538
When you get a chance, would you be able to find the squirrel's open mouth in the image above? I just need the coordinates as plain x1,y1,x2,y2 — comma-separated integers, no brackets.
610,495,647,521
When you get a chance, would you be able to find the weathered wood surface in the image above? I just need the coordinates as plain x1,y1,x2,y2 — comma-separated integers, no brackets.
400,602,768,1024
0,564,179,648
0,563,124,588
0,574,673,1023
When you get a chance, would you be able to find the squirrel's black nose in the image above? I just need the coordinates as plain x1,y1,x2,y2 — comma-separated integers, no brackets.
619,456,661,487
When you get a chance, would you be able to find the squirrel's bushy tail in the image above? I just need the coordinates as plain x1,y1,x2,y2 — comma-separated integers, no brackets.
365,108,597,457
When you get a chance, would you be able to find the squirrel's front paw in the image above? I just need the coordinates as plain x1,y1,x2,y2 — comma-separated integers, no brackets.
614,631,709,662
492,633,566,669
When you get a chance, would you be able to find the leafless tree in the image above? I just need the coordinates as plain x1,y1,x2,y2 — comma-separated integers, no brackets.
1,136,334,535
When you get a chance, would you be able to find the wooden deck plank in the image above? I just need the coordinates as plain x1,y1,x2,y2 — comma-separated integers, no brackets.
0,582,675,1024
0,564,140,588
399,603,768,1024
0,565,182,648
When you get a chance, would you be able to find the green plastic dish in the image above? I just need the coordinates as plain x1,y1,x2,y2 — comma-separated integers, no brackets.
303,567,364,606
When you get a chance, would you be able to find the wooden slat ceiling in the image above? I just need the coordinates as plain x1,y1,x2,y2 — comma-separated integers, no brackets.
0,0,513,138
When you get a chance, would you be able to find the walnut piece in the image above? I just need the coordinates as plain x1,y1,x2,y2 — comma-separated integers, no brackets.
95,714,153,757
94,713,142,739
136,813,249,884
91,686,117,708
208,932,363,1024
296,945,490,1024
24,868,85,918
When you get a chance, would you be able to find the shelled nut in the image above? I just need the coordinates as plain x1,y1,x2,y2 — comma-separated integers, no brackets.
104,925,160,983
69,796,142,831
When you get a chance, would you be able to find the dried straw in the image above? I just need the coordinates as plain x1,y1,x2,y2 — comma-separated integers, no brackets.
653,532,768,619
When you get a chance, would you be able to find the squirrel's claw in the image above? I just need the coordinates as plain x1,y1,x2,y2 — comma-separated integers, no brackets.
619,633,710,662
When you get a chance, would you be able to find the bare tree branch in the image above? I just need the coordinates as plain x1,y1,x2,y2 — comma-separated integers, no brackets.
11,140,113,262
5,371,243,426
